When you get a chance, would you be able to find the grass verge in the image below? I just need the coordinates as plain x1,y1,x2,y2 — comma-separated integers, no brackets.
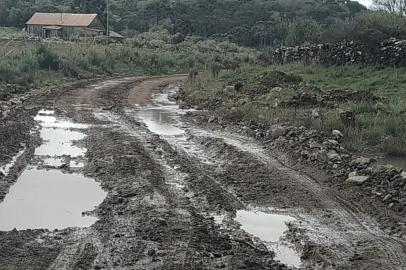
182,63,406,157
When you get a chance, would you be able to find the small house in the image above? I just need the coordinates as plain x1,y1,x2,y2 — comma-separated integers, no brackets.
25,12,122,40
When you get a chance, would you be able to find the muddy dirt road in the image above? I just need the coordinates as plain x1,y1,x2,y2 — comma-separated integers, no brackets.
0,75,405,270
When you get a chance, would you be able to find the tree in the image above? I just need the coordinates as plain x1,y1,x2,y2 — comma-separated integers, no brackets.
71,0,106,15
352,11,406,45
373,0,406,16
0,0,369,46
286,18,321,46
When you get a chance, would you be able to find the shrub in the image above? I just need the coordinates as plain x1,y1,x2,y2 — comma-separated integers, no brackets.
36,45,60,71
286,18,321,46
87,50,105,67
352,11,406,46
325,11,406,47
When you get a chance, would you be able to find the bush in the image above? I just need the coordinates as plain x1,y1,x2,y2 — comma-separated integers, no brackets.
87,50,105,67
353,11,406,46
325,11,406,46
36,45,60,71
286,18,321,46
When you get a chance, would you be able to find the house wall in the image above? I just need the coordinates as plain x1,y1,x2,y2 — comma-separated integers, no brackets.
27,25,44,36
26,16,106,39
27,25,102,39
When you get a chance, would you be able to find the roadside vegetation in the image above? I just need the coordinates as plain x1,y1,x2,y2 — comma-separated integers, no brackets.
182,63,406,157
0,27,255,100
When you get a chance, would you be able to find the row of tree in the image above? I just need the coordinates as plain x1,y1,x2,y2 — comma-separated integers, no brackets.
0,0,405,47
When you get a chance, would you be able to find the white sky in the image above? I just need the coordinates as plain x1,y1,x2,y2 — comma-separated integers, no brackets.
356,0,373,8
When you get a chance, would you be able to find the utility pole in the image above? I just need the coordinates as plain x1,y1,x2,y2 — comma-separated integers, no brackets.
106,0,109,45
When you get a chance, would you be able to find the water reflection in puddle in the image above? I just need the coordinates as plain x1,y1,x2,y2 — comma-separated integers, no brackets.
0,110,106,231
35,128,86,157
236,210,301,268
130,87,186,136
125,85,215,164
34,111,88,158
0,169,106,231
136,109,184,136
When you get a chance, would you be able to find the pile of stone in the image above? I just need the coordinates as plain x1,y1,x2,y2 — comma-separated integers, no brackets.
262,124,406,214
196,110,406,214
273,38,406,67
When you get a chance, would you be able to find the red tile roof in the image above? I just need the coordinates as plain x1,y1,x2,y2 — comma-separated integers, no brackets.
26,13,98,27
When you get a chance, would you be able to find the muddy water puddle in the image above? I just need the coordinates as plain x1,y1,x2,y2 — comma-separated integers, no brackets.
236,210,301,268
125,85,214,164
214,209,301,268
130,88,185,136
0,110,106,231
134,109,184,136
0,169,105,231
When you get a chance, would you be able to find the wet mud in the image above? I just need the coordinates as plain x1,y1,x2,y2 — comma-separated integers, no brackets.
0,75,405,269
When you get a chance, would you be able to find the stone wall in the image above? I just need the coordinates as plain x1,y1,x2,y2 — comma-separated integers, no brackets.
272,38,406,67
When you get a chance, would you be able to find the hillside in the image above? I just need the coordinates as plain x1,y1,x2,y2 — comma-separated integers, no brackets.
0,0,366,46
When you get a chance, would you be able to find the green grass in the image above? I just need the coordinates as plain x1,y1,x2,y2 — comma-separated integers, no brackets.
0,27,31,39
183,63,406,156
276,64,406,100
0,30,255,99
225,64,406,100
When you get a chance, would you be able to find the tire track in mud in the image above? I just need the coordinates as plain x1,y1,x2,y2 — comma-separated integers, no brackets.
85,77,406,269
102,110,245,213
182,128,406,269
86,111,276,269
3,76,403,269
48,76,279,269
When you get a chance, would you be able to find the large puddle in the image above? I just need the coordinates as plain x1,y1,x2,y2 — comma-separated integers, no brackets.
214,210,301,268
0,110,106,231
125,85,215,164
0,169,105,231
131,88,185,136
236,210,301,268
135,109,184,136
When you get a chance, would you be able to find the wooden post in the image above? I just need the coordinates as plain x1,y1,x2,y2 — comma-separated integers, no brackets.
106,0,109,46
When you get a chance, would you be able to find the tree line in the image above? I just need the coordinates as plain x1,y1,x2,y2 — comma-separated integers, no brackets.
1,0,406,47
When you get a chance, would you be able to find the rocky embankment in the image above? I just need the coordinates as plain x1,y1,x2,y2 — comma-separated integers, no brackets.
178,73,406,236
194,113,406,221
272,38,406,66
265,125,406,214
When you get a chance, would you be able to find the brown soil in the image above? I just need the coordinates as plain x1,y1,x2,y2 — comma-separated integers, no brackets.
0,75,405,270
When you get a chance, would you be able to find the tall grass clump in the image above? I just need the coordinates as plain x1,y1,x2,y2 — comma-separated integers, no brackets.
36,45,60,71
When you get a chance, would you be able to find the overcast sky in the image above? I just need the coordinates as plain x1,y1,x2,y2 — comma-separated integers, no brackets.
356,0,373,8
